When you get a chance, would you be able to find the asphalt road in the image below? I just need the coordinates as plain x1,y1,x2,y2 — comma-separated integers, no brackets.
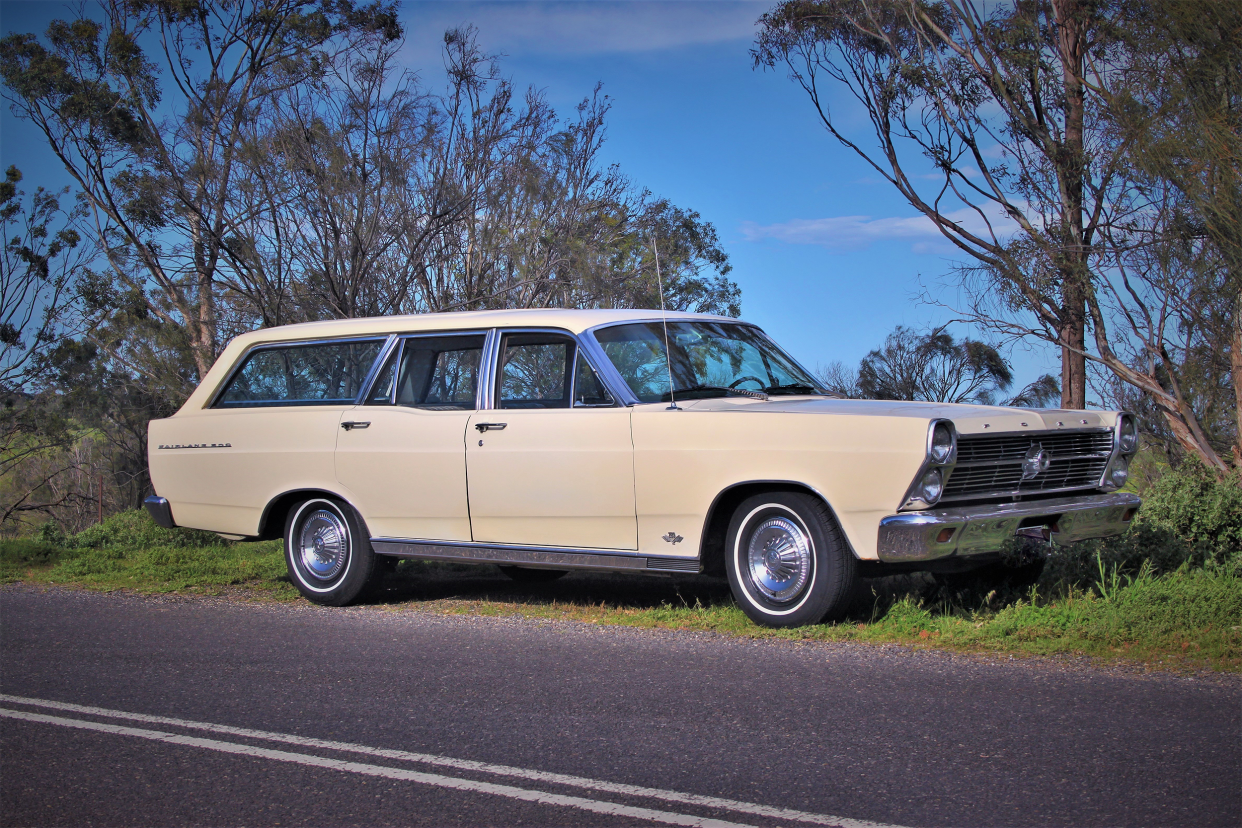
1,584,1238,828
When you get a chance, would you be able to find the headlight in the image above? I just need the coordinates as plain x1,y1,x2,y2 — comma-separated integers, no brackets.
930,422,955,464
1118,415,1138,454
919,468,944,503
1108,455,1130,489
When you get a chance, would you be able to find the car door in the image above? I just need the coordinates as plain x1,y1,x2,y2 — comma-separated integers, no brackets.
335,332,486,542
466,330,637,550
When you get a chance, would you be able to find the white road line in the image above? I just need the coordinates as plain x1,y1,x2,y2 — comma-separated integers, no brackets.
0,707,754,828
0,694,905,828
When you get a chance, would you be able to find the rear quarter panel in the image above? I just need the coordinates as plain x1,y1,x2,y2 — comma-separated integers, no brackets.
148,406,348,537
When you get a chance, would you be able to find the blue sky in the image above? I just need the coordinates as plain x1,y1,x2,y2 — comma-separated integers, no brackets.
0,0,1058,385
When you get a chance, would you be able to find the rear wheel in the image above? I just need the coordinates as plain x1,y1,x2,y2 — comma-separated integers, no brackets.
725,492,857,628
498,566,568,583
284,497,378,606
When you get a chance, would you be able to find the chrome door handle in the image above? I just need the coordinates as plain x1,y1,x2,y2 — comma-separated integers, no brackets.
341,421,371,431
475,422,507,432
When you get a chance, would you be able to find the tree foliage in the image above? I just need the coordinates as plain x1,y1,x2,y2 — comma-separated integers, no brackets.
0,4,739,527
754,0,1237,471
819,323,1059,406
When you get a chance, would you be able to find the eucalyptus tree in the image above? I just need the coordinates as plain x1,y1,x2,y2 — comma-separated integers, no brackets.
754,0,1236,470
228,26,739,324
0,166,94,527
1097,0,1240,466
857,325,1014,404
0,0,402,383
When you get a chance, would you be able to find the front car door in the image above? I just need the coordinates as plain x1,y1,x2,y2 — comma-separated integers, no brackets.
335,332,486,541
466,330,637,550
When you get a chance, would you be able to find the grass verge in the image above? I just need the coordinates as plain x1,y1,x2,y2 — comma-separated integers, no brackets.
4,510,1240,672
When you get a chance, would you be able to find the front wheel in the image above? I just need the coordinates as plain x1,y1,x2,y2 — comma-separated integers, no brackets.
284,497,378,606
725,492,858,627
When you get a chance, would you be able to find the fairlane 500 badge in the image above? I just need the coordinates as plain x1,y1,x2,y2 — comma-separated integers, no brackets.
158,443,232,449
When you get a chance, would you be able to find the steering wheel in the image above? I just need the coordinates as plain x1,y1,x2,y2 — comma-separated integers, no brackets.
729,375,766,390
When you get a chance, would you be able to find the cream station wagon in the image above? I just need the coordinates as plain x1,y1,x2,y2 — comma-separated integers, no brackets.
145,309,1141,627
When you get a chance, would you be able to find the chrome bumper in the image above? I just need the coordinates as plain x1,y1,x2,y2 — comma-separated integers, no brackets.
143,495,177,529
877,492,1141,563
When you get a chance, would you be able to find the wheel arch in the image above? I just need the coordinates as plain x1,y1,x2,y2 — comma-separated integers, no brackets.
258,488,355,541
697,480,858,577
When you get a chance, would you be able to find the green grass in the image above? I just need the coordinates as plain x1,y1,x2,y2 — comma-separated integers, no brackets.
5,510,1240,671
1,530,295,598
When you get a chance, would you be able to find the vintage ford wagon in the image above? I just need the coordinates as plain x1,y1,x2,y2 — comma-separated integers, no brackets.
145,309,1141,626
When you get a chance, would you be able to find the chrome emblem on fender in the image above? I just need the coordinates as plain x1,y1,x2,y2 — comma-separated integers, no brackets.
662,531,684,545
1022,443,1050,480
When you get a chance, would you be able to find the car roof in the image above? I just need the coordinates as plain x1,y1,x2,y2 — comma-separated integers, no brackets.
226,308,745,348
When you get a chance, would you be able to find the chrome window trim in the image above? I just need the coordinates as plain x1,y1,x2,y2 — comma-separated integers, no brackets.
577,325,641,406
208,334,392,410
579,318,829,406
479,328,501,410
354,335,401,405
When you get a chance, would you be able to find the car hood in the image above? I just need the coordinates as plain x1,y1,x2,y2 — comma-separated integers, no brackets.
670,396,1115,436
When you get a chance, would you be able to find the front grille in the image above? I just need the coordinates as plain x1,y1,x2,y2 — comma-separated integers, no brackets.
942,429,1113,503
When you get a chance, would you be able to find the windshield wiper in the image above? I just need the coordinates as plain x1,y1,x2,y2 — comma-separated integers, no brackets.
661,385,769,402
763,383,823,396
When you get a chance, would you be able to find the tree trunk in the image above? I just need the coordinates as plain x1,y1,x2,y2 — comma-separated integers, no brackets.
1233,289,1241,466
1053,0,1090,411
1059,319,1087,409
1058,275,1088,409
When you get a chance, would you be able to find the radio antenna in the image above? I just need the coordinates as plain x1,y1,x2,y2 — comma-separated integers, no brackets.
653,237,679,411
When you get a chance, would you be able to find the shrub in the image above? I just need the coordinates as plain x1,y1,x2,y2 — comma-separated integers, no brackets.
1042,461,1242,589
63,509,224,551
0,539,63,567
1134,461,1242,561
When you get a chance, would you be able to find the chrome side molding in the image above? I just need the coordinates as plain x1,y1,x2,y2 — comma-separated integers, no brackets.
370,538,700,574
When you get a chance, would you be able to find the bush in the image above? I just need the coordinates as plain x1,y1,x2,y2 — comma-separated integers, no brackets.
56,509,224,551
0,538,63,567
1135,461,1242,560
1042,461,1242,590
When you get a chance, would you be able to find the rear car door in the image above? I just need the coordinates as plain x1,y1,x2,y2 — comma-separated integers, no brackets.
335,332,485,542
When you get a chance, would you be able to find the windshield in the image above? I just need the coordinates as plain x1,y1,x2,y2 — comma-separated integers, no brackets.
593,321,825,403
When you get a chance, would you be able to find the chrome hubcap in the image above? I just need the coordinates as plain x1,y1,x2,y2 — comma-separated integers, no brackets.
746,516,811,602
298,509,348,581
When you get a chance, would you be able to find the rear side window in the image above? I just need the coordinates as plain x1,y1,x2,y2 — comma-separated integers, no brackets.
215,339,385,408
366,334,485,410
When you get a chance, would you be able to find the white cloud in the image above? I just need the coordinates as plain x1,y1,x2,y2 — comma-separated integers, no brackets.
402,0,769,60
740,205,1018,251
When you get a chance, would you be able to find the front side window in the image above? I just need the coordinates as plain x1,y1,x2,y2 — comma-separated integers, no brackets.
367,334,485,410
215,339,385,407
498,333,573,409
594,322,823,403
